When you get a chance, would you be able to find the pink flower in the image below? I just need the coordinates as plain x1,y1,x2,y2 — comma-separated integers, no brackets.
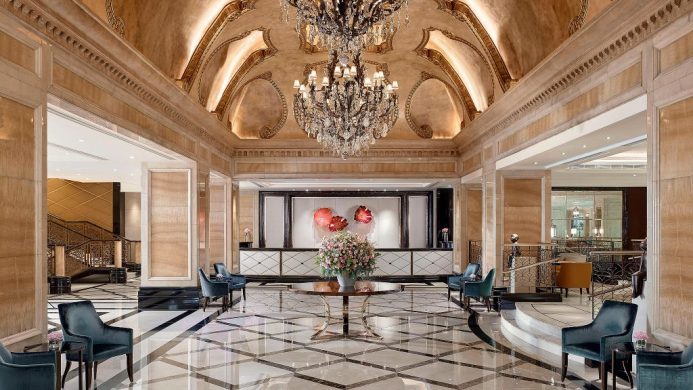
634,330,648,341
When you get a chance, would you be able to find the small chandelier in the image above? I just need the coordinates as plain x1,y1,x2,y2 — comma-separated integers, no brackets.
293,51,399,159
281,0,409,58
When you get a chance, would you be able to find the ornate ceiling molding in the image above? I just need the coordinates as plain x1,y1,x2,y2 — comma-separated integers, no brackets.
434,0,514,92
405,72,464,139
297,22,396,54
178,0,257,91
479,0,693,148
414,43,479,120
228,71,287,139
105,0,124,37
232,149,459,159
207,29,278,119
415,27,495,106
569,0,590,36
1,0,232,155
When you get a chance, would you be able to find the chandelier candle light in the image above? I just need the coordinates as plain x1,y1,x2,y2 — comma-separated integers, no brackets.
293,51,399,158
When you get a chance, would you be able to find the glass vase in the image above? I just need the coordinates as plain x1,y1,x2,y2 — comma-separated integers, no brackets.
635,339,647,350
336,272,355,288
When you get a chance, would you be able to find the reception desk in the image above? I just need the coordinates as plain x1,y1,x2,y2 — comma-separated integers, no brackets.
239,248,453,278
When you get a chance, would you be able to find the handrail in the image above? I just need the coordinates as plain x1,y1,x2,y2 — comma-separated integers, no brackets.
589,282,632,298
501,258,558,274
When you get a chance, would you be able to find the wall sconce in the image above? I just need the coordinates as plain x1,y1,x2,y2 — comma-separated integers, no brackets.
570,228,577,237
551,224,556,238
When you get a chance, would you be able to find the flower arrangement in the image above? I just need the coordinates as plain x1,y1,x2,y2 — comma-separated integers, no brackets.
48,330,63,350
634,330,648,349
316,231,378,284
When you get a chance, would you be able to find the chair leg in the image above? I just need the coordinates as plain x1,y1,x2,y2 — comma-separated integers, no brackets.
85,362,92,390
580,288,583,295
600,362,608,390
230,290,234,306
62,361,72,388
94,361,98,379
126,353,134,383
565,288,568,298
447,288,450,300
202,297,208,312
561,352,568,381
243,287,246,301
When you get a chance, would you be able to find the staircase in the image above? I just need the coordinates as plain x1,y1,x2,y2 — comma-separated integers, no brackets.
47,214,139,278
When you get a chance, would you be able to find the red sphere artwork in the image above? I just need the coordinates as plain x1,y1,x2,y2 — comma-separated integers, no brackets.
313,208,333,227
354,205,373,224
328,216,349,232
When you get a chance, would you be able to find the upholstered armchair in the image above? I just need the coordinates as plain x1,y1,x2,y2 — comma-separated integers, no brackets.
0,342,56,390
198,267,229,311
213,262,247,301
58,300,133,389
462,268,496,312
447,263,481,301
636,343,693,390
561,300,637,390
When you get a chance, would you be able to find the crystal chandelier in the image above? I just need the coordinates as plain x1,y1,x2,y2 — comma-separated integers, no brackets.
293,51,399,159
281,0,409,58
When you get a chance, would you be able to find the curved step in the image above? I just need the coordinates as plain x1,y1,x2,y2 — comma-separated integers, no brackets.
501,310,583,362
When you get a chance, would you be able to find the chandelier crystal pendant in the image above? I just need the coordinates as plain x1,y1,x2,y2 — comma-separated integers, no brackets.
293,51,399,159
281,0,409,58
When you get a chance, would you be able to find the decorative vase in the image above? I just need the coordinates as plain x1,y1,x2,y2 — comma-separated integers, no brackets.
336,272,355,288
48,340,62,351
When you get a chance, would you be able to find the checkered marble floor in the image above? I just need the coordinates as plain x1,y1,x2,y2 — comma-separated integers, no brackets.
51,280,603,389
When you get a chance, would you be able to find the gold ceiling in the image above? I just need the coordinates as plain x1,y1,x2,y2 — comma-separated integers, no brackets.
79,0,612,142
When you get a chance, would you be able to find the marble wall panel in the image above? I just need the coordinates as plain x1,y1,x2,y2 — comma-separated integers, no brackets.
466,189,483,242
462,153,481,176
149,171,190,278
658,96,693,338
208,179,226,263
503,178,542,244
0,29,34,72
660,30,693,73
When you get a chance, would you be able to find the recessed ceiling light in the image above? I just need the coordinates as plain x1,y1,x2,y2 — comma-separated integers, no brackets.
129,156,135,159
55,168,61,172
606,136,611,140
533,162,538,165
129,173,134,177
76,173,81,176
582,145,587,148
78,139,85,143
113,168,118,172
562,152,566,156
633,174,637,177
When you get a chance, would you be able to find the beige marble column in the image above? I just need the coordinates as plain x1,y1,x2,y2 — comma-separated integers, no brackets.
114,241,122,268
55,246,66,277
208,173,231,270
141,164,198,287
197,168,210,273
231,182,240,273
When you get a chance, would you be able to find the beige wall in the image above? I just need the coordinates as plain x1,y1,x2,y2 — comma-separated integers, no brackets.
502,178,543,245
466,189,483,243
239,190,257,245
208,176,227,266
47,179,113,230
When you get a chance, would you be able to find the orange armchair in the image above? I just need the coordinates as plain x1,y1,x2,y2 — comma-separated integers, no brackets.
555,262,592,297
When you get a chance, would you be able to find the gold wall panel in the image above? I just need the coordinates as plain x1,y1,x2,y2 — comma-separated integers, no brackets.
47,179,113,230
660,30,693,73
503,178,542,244
499,63,642,155
0,97,36,339
658,96,693,338
149,171,189,278
466,189,483,242
0,29,34,72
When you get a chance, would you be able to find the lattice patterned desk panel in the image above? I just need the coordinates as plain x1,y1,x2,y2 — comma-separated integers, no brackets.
282,251,321,275
240,251,280,275
412,251,453,275
373,251,411,276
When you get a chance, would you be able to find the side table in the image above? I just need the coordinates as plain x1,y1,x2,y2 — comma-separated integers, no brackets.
611,342,670,389
24,341,85,390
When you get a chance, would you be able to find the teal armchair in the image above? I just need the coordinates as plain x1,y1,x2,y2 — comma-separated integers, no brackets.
0,342,55,390
561,300,637,390
462,268,495,312
58,300,134,389
213,262,247,302
637,343,693,390
447,263,481,301
198,267,229,311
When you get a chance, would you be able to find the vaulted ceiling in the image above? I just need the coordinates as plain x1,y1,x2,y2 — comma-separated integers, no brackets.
79,0,613,143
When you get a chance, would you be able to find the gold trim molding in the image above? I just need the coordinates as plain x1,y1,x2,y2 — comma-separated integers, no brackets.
405,72,464,139
229,71,287,139
232,149,459,159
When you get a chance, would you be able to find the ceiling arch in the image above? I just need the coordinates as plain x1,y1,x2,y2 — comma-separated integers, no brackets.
228,72,287,139
406,72,464,139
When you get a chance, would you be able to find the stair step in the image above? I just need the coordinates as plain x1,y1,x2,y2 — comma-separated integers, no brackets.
501,310,583,362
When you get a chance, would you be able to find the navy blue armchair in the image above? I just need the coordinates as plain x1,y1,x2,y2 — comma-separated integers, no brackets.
0,342,56,390
447,263,481,301
198,267,229,311
58,300,133,389
462,268,495,312
561,300,637,390
636,343,693,390
214,262,247,302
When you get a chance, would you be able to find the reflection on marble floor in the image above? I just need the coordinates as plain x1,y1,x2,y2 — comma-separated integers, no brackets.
52,281,602,389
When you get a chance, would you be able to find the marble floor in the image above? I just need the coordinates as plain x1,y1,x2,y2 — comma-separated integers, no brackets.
49,280,613,390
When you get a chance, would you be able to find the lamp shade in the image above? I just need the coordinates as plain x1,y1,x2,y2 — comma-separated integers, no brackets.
354,205,373,224
313,208,333,228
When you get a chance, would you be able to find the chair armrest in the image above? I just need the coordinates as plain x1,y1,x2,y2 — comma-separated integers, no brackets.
638,362,693,389
637,350,682,366
463,280,482,297
601,330,633,360
0,360,55,388
230,274,246,283
103,325,134,347
62,331,93,359
447,275,462,285
11,351,56,366
561,323,594,347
